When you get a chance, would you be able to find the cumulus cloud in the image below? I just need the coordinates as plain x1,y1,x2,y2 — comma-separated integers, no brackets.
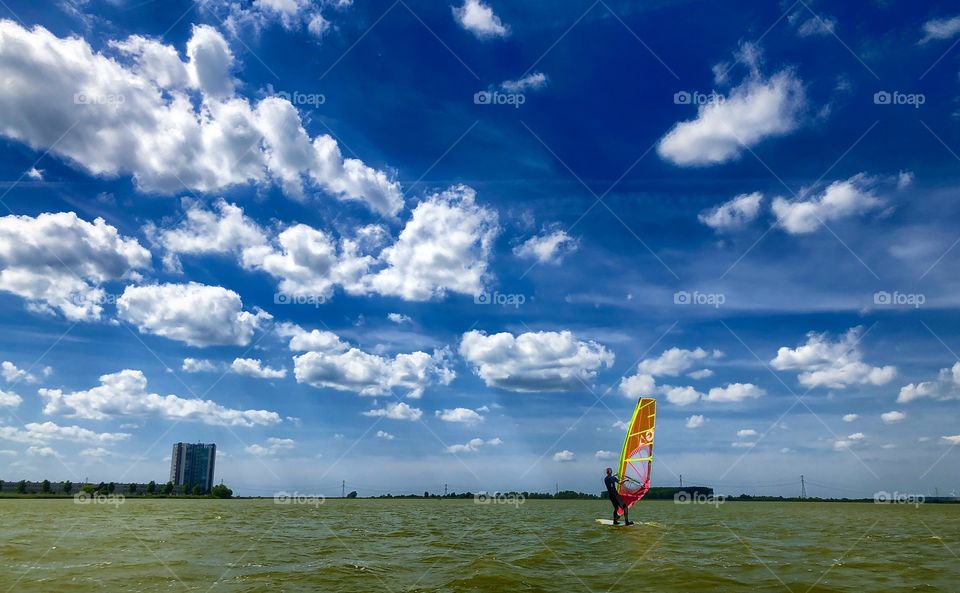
620,373,657,398
833,431,865,450
38,369,281,426
771,327,896,389
513,229,578,265
206,0,346,39
658,60,805,166
688,369,715,380
0,21,402,216
698,192,763,232
660,385,703,406
435,407,484,424
387,313,412,324
245,437,295,456
452,0,508,39
737,428,758,438
501,72,547,93
2,361,37,384
842,413,859,422
364,185,499,300
376,430,395,440
772,173,884,234
685,414,706,428
0,212,150,321
285,324,455,398
553,450,575,462
446,436,501,453
942,435,960,445
0,389,23,408
595,450,617,460
0,421,130,445
881,411,906,424
460,330,614,392
705,383,766,403
920,15,960,43
897,362,960,403
230,358,287,380
790,11,837,37
362,401,423,421
636,347,722,377
182,358,220,373
118,282,271,347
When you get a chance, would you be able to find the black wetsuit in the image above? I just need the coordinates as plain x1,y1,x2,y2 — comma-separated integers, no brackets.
604,474,629,523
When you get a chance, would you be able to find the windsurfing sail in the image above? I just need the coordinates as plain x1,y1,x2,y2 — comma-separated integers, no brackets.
616,397,656,515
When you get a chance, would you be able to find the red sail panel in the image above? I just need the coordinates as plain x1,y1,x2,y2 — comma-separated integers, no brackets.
616,397,656,515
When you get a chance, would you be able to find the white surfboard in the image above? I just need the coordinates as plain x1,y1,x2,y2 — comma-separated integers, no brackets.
595,518,634,527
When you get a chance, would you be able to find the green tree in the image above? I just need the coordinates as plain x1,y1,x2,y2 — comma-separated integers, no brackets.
62,480,73,494
82,484,96,494
162,481,174,495
210,484,233,499
192,485,202,495
127,483,138,495
16,480,27,494
146,480,156,495
108,482,116,494
182,483,191,496
346,490,358,499
41,479,51,493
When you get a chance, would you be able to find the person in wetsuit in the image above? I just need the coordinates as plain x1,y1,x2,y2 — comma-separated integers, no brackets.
604,467,633,525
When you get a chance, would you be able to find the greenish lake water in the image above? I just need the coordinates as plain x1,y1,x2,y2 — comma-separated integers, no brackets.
1,499,957,592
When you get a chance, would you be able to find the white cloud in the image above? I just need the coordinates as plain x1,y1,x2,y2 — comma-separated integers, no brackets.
460,330,614,392
501,72,547,93
0,421,130,445
595,450,617,460
25,166,43,180
942,435,960,445
0,212,150,321
619,373,657,398
376,430,395,440
208,0,348,39
771,327,896,389
685,414,706,428
553,450,575,462
452,0,508,39
118,282,271,347
706,383,766,403
435,407,484,424
0,389,23,408
920,15,960,43
230,358,287,380
286,324,454,398
38,369,281,427
792,12,837,37
688,369,715,380
446,436,501,453
636,347,722,377
27,445,57,457
0,22,402,216
698,192,763,232
2,361,37,384
362,402,423,421
661,385,703,406
387,313,412,324
182,358,220,373
731,442,755,449
364,185,499,300
658,69,805,166
842,413,859,423
245,437,295,456
881,411,906,424
737,428,757,438
772,173,883,234
897,362,960,403
513,229,578,265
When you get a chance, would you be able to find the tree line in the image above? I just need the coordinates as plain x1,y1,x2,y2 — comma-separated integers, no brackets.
0,479,233,498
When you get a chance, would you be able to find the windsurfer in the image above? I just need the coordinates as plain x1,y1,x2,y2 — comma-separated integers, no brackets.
604,467,633,525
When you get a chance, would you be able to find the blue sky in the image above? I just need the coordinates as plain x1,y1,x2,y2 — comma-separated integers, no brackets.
0,0,959,498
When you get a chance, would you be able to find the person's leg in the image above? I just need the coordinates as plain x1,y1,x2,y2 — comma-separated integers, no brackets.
609,495,619,523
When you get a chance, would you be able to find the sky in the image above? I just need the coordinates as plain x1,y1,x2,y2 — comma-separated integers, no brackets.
0,0,959,499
